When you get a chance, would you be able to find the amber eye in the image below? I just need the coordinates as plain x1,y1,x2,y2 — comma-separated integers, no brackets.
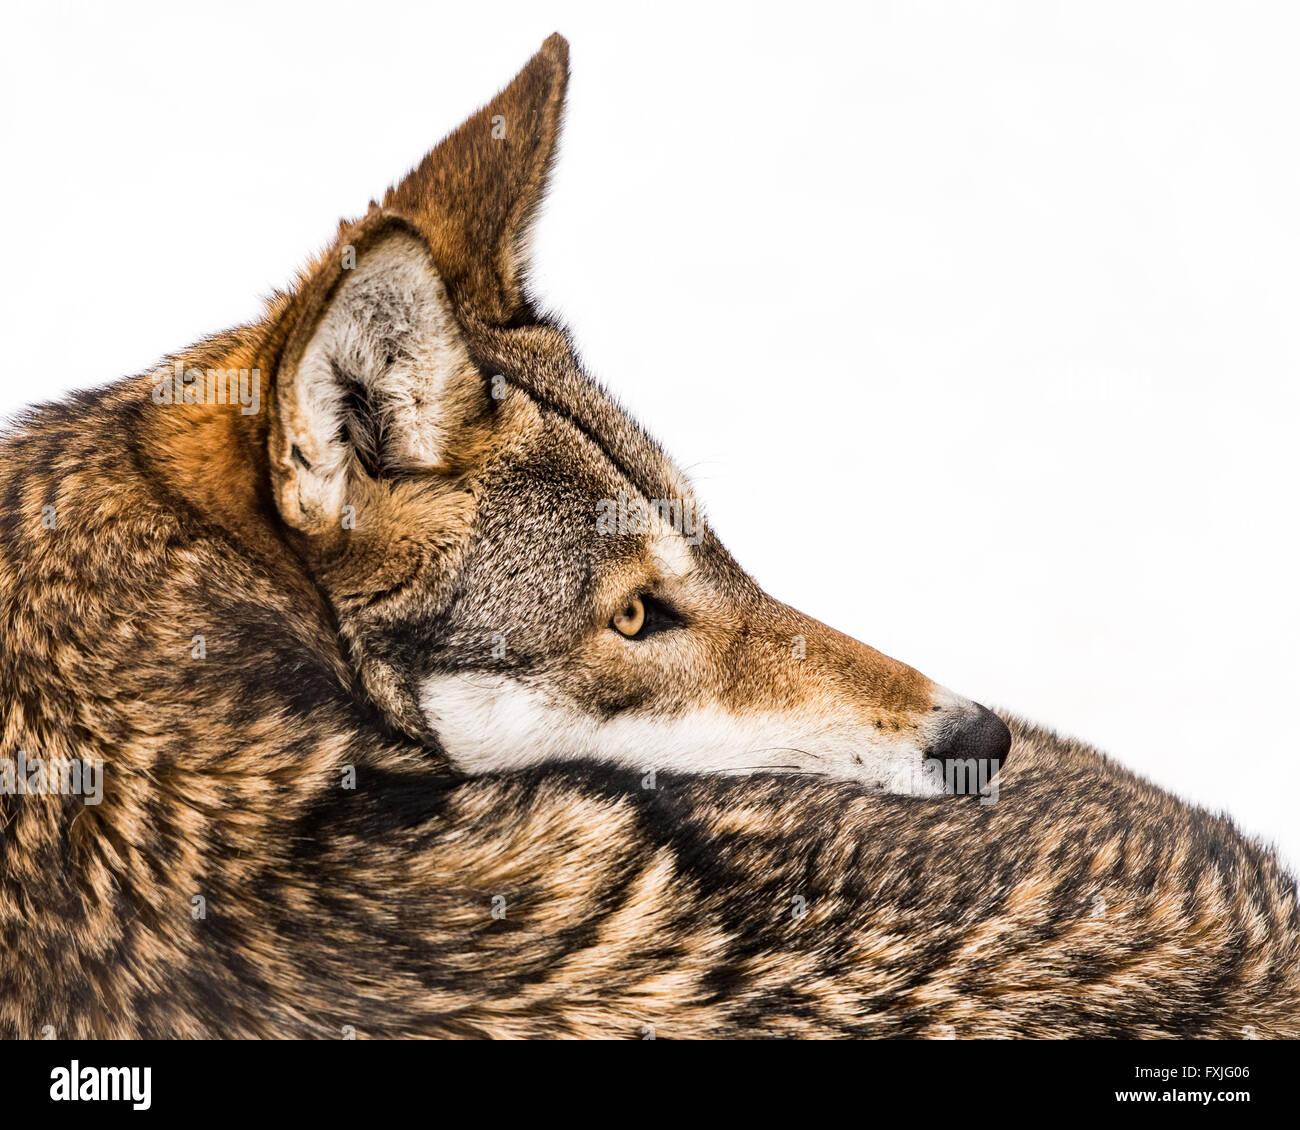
609,594,684,640
611,597,646,638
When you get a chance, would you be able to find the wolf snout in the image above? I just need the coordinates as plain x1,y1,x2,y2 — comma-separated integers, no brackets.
929,703,1011,780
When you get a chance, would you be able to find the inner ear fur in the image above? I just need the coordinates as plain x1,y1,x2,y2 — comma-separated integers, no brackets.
270,216,486,538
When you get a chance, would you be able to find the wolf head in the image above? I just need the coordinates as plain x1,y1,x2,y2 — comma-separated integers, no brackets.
260,34,1008,794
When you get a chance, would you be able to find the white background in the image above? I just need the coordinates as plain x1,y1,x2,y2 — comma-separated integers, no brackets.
2,2,1296,868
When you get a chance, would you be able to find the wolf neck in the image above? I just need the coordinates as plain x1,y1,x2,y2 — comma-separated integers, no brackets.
0,373,434,959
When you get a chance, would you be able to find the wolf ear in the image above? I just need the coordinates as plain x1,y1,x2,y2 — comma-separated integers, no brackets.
269,34,569,535
271,222,485,535
383,33,569,323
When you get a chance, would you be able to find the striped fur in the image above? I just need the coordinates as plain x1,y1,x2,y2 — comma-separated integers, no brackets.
1,35,1295,1038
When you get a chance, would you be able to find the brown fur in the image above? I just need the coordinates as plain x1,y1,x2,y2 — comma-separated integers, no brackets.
1,35,1296,1038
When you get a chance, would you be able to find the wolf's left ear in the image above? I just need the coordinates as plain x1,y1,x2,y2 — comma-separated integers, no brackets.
268,34,569,535
384,33,569,323
271,220,486,535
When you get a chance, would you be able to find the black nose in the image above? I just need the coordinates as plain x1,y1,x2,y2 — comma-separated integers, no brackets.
930,704,1011,794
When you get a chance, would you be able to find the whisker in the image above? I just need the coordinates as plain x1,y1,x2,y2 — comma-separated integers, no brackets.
744,746,822,761
717,764,805,774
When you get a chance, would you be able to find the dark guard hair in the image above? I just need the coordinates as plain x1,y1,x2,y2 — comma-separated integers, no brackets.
0,35,1296,1038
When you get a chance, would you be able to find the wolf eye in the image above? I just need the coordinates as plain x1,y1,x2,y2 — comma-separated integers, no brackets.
612,599,645,637
610,594,681,640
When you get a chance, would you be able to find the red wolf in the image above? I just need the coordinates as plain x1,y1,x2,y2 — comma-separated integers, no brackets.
0,35,1295,1038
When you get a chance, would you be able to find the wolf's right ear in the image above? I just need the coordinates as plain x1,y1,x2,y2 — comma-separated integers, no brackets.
270,221,486,536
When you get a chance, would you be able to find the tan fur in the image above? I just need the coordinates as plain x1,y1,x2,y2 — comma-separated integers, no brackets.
0,35,1296,1039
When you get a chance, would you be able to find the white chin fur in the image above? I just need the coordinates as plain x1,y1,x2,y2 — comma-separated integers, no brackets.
420,672,947,795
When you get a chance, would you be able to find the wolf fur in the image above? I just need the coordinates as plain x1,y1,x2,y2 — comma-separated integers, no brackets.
0,34,1296,1038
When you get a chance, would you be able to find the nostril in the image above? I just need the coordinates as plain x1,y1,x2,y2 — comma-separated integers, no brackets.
970,703,1011,769
929,703,1011,782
